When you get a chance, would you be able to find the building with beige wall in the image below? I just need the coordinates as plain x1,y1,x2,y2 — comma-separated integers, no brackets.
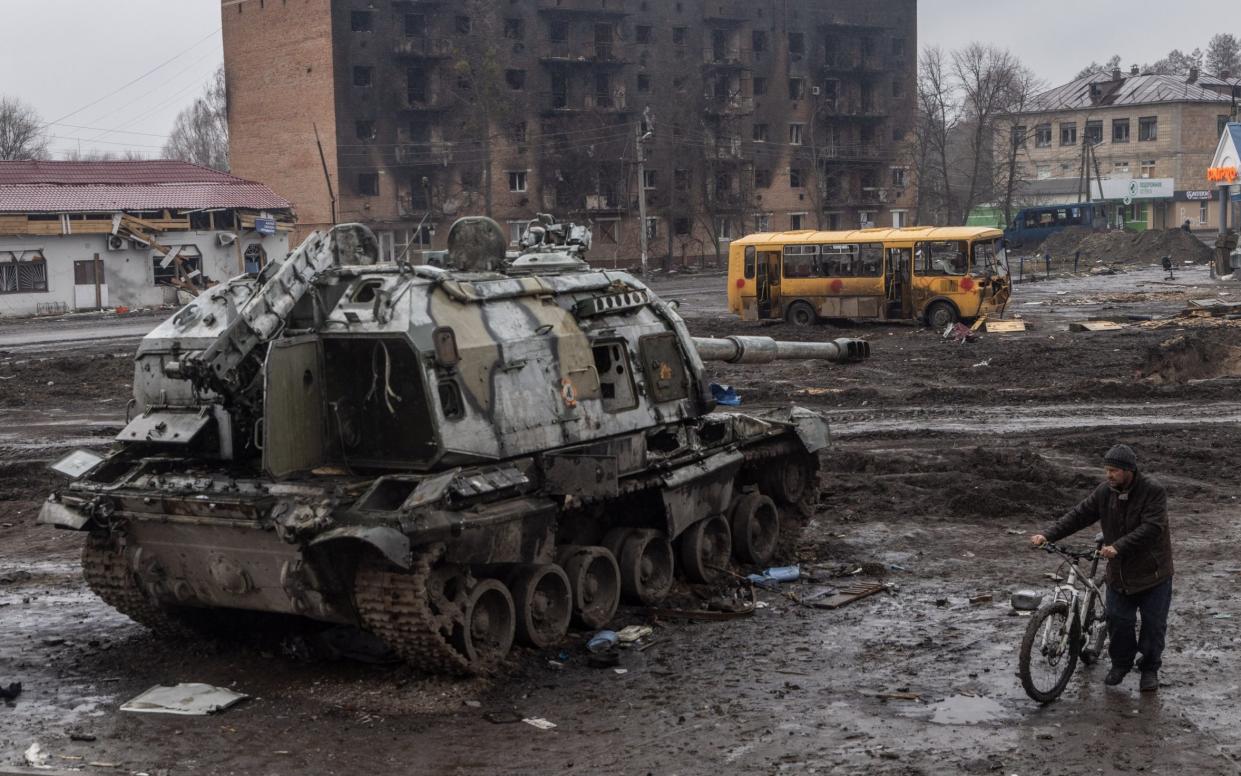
222,0,917,268
1011,67,1240,232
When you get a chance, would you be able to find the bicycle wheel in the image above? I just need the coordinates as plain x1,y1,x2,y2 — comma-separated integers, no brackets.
1019,600,1080,703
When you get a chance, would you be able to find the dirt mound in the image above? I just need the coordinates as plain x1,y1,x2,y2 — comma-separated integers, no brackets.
819,444,1094,522
1140,332,1241,384
1037,228,1213,267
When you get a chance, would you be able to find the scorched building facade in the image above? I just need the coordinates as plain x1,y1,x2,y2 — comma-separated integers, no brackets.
223,0,917,267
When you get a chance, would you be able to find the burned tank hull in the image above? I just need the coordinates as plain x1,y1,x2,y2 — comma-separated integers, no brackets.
43,218,857,674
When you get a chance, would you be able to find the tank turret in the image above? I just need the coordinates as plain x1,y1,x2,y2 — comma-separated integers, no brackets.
42,217,868,675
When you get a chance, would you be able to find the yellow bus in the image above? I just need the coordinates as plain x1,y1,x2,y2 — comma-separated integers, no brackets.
727,226,1012,328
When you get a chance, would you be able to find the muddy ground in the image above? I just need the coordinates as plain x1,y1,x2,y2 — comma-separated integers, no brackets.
2,268,1240,775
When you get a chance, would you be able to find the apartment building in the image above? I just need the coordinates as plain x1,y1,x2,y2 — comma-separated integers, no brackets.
1013,67,1241,231
222,0,917,267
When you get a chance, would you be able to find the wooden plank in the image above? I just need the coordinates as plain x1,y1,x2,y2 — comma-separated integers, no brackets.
985,320,1027,333
809,582,887,610
1069,321,1125,332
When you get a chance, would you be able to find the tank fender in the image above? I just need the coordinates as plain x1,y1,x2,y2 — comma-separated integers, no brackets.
309,526,412,570
37,499,92,530
760,406,830,453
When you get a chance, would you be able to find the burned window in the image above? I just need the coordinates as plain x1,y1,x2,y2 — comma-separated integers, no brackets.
788,78,804,100
639,333,688,404
358,172,379,196
637,74,651,93
404,13,426,37
754,168,772,188
460,167,481,189
550,20,568,43
152,246,202,285
788,32,805,55
189,210,212,231
752,76,767,96
350,10,372,32
674,168,690,191
0,252,48,294
592,340,637,412
752,30,767,53
752,122,769,142
505,69,526,90
510,121,528,143
636,25,652,44
672,27,687,45
455,15,471,34
356,120,376,140
504,18,524,39
674,217,690,235
213,210,236,230
789,168,804,188
406,68,428,103
353,66,373,87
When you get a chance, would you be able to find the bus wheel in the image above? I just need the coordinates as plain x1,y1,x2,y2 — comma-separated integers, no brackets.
925,302,957,330
785,302,817,327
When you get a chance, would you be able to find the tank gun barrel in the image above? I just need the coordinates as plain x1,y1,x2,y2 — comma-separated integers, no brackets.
692,335,870,364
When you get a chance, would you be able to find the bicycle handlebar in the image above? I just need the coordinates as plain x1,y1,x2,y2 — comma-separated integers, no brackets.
1036,542,1100,561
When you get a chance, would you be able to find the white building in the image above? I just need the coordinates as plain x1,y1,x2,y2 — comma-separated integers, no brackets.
0,160,294,316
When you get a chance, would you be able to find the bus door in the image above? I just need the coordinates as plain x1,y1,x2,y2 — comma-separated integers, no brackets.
756,250,780,318
885,247,913,319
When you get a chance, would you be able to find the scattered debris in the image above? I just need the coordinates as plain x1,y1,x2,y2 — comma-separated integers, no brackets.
586,630,618,653
587,650,621,668
709,383,741,406
615,625,653,644
522,717,557,731
942,322,978,343
24,742,50,768
1069,321,1126,332
745,565,800,589
648,606,754,621
483,710,522,724
120,683,249,716
971,359,991,368
985,320,1027,333
877,691,922,702
1,681,22,702
809,582,889,610
969,594,994,605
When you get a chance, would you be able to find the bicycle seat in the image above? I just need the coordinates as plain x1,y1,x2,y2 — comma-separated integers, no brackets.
1094,531,1105,547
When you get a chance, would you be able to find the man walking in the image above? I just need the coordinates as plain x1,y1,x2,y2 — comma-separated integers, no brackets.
1030,445,1173,692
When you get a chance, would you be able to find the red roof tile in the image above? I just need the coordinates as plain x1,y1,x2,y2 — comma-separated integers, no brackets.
0,160,292,213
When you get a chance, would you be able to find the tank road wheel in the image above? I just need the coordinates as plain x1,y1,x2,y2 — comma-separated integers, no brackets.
458,579,517,668
785,301,817,327
925,301,957,330
558,546,621,629
730,493,780,566
354,549,516,676
758,453,820,506
619,529,675,605
679,515,733,584
81,534,198,638
509,564,573,649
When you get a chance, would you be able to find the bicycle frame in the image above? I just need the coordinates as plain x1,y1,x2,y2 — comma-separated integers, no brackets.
1039,548,1105,660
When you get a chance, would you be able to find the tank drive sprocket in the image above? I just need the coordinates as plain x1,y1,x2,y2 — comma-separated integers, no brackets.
354,544,516,676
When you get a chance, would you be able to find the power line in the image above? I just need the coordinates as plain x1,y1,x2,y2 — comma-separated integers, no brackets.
80,52,221,140
43,27,222,128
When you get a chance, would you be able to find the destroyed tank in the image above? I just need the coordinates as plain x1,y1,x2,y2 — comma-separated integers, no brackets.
41,217,870,674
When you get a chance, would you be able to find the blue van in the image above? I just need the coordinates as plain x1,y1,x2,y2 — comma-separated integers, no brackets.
1004,203,1109,249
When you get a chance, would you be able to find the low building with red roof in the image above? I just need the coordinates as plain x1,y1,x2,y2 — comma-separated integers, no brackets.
0,160,294,315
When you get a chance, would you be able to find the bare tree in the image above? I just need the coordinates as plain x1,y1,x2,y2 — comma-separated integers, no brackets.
0,96,49,161
162,66,228,170
60,148,146,162
953,44,1023,225
1206,34,1241,75
913,47,959,225
994,66,1045,229
1075,55,1123,80
1144,48,1203,76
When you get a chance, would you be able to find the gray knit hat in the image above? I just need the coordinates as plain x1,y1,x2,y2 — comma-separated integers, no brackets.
1103,444,1137,471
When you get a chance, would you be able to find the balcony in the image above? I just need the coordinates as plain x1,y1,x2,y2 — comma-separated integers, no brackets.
703,1,750,21
541,90,632,113
702,47,751,68
401,90,449,111
822,53,892,74
704,94,754,115
393,38,453,59
816,144,884,162
820,99,886,119
584,193,625,212
394,142,451,165
537,0,629,15
540,42,628,65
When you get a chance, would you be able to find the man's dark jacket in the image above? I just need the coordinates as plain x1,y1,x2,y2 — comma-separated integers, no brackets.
1042,472,1173,594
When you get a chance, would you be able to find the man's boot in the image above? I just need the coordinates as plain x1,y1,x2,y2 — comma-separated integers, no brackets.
1140,669,1159,692
1104,665,1129,686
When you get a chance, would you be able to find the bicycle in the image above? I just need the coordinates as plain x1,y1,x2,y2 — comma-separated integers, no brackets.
1018,535,1109,703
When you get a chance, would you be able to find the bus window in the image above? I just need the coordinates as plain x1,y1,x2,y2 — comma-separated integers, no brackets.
972,238,1006,274
916,241,968,276
744,246,755,279
1038,212,1054,226
820,244,858,276
782,244,818,278
858,244,883,276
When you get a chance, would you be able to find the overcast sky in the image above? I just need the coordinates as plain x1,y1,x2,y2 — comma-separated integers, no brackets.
0,1,1227,159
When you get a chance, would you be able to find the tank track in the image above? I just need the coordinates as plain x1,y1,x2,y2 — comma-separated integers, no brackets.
353,545,478,676
80,534,196,637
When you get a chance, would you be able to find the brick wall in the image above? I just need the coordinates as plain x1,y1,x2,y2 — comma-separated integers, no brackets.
223,0,338,244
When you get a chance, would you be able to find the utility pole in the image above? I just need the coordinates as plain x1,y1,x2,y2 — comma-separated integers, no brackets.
636,106,654,275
